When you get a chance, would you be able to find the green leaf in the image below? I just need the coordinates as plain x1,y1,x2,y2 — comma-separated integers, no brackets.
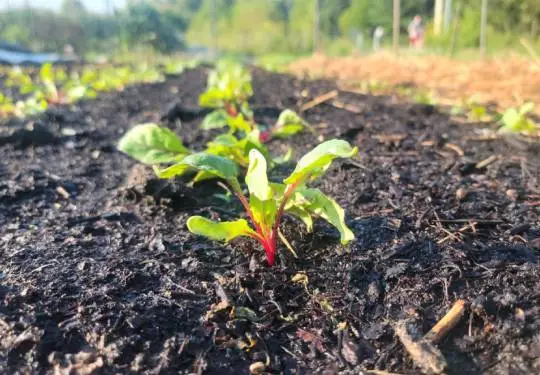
468,105,487,121
273,148,293,164
206,134,251,167
227,114,253,133
273,109,308,138
519,102,534,116
40,63,54,83
276,109,306,128
500,109,519,128
272,123,305,138
210,133,239,146
187,216,255,242
191,170,218,184
284,139,358,185
285,206,314,232
118,123,189,165
499,105,537,134
246,149,277,230
295,188,355,244
66,86,88,101
201,110,228,130
199,87,225,108
153,163,191,179
181,153,239,180
249,194,277,231
246,149,272,201
20,83,38,95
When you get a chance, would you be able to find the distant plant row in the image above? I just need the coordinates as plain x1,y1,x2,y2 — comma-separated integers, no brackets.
0,61,197,118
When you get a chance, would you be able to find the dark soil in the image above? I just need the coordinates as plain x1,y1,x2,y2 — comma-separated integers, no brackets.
1,66,539,375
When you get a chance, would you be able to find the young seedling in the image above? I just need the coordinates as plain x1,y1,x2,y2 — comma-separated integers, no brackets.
204,130,270,168
199,63,309,141
498,102,537,134
270,109,313,139
203,107,310,142
177,139,357,266
0,93,16,117
199,63,253,119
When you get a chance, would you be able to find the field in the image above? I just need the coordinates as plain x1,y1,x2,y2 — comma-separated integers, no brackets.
1,62,539,374
290,53,540,113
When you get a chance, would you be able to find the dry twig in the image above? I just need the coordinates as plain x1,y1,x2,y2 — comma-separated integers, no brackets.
395,321,447,374
424,300,467,344
475,155,499,169
395,300,468,374
300,90,338,112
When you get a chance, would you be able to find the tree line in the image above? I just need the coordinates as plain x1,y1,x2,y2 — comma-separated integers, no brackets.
0,0,538,56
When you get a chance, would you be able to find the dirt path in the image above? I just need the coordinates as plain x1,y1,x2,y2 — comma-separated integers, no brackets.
1,67,539,374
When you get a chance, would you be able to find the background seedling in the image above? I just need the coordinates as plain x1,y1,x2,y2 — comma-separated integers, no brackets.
498,102,537,134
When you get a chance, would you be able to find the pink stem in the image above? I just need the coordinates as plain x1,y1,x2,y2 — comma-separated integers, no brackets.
273,182,299,234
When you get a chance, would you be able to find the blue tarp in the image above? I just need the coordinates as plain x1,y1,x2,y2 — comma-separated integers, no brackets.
0,48,64,65
0,42,73,65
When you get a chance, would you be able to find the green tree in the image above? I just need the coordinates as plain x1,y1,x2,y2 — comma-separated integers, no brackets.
289,0,315,52
339,0,393,36
121,2,185,52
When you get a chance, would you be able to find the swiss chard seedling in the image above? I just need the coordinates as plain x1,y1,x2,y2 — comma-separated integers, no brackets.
199,63,309,141
204,130,270,168
199,63,253,119
166,139,358,266
498,102,537,134
0,93,16,117
270,109,313,138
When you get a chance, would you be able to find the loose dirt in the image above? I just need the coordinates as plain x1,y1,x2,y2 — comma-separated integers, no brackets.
289,53,540,112
1,66,539,374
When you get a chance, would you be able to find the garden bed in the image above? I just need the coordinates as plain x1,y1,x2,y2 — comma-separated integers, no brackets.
1,66,539,374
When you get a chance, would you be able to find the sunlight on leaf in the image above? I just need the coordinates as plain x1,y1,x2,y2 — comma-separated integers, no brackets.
284,139,358,185
187,216,255,242
118,123,189,164
201,109,229,130
181,152,239,180
295,188,355,244
246,149,272,201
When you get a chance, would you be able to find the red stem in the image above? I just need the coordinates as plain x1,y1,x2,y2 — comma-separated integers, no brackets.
264,182,300,265
225,102,238,117
272,182,299,235
233,188,263,234
228,179,299,266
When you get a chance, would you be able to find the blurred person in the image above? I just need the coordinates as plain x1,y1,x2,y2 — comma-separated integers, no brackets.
408,15,424,49
373,26,384,51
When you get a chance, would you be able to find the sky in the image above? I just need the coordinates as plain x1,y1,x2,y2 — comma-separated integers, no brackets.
0,0,127,13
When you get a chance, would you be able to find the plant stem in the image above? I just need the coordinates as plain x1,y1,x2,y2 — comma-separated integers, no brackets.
227,178,264,235
225,102,237,117
273,182,299,235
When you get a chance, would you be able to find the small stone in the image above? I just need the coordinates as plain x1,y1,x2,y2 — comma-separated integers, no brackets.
249,361,266,374
456,188,468,201
506,189,518,201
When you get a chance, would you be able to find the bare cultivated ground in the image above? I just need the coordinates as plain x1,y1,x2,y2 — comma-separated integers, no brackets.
289,52,540,111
